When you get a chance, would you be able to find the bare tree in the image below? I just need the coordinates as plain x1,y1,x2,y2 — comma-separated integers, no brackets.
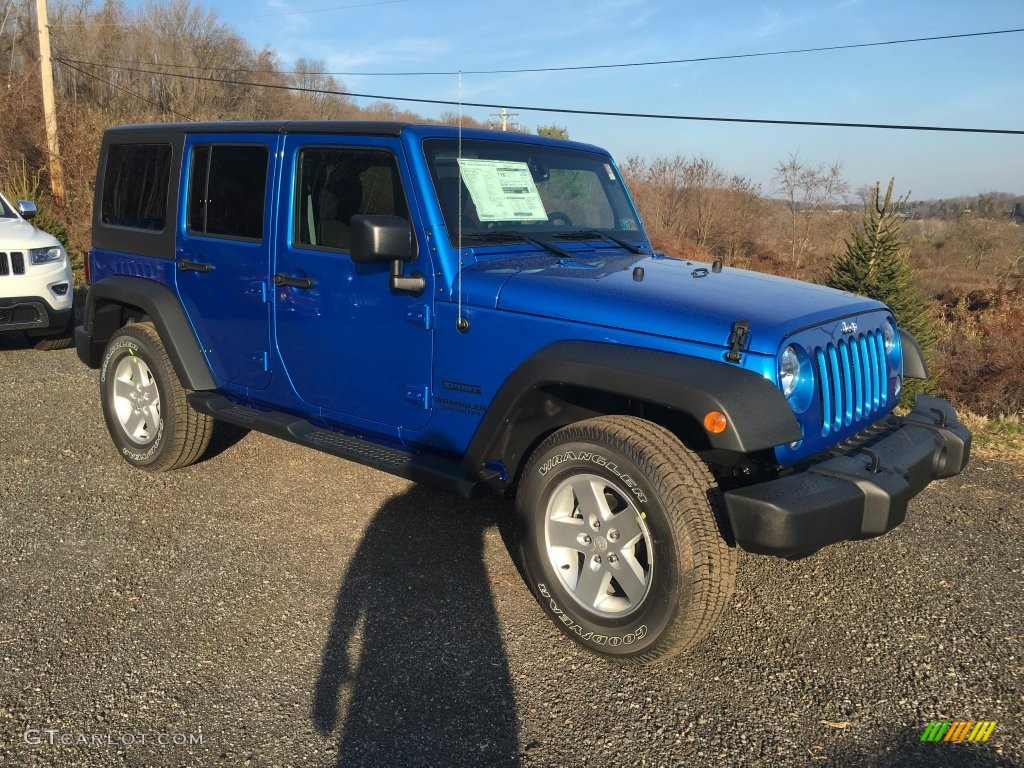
290,58,350,119
774,152,849,269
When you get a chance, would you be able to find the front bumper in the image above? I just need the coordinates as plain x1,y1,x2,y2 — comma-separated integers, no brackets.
724,395,971,557
0,295,72,333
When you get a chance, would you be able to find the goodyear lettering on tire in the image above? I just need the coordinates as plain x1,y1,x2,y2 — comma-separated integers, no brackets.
537,582,648,647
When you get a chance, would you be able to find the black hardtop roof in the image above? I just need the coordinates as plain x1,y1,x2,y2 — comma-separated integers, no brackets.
104,120,413,137
100,120,608,153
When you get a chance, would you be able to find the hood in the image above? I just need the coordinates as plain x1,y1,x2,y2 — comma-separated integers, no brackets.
0,217,62,250
463,249,887,355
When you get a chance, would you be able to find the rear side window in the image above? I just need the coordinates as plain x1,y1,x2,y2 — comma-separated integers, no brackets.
188,144,268,240
101,144,172,230
295,147,408,251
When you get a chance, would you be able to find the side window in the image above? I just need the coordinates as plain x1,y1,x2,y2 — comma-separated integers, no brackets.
295,147,409,251
101,144,172,230
188,144,268,240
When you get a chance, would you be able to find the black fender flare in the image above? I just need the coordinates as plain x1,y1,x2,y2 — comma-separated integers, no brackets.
464,341,801,476
77,276,216,391
899,328,928,379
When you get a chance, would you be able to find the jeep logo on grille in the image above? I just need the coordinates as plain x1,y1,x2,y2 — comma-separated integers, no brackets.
840,321,858,334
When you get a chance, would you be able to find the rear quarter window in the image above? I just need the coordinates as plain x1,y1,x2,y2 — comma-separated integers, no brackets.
101,144,172,231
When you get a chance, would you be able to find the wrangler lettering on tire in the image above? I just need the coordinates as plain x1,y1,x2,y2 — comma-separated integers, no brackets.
516,415,737,664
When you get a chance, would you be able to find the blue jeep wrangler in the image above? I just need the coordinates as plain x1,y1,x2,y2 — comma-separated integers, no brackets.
77,121,970,663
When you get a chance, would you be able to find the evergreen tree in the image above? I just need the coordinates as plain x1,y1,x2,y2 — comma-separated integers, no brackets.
536,124,570,140
826,178,936,403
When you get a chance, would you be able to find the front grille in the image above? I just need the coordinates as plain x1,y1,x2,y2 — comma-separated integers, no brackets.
0,251,26,276
815,330,888,437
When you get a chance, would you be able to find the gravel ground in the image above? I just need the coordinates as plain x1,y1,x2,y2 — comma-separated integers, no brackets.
0,339,1020,768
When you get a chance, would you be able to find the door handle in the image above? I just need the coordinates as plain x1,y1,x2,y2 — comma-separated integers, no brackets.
178,258,214,273
274,273,316,289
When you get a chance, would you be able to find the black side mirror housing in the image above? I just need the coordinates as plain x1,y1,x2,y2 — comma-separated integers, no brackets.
349,214,424,295
349,214,414,264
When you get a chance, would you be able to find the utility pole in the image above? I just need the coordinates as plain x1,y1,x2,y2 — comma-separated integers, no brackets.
489,107,519,132
35,0,65,203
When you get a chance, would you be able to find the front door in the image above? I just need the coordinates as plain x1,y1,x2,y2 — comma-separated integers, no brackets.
175,136,277,390
273,135,434,432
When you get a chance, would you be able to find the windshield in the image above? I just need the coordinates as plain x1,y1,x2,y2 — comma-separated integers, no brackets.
424,138,643,246
0,194,15,219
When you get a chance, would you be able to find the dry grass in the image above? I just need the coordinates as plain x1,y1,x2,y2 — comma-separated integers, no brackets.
959,411,1024,461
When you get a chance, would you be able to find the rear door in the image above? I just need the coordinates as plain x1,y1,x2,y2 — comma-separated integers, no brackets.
273,134,434,431
175,135,277,390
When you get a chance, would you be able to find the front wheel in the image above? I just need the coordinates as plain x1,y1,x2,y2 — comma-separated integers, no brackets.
99,321,213,471
27,317,74,351
516,415,737,664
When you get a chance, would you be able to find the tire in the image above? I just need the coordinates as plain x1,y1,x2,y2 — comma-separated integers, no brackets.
99,321,213,472
516,415,737,664
28,319,73,351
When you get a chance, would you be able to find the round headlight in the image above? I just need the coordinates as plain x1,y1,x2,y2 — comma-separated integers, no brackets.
883,317,901,354
778,343,814,413
780,345,800,398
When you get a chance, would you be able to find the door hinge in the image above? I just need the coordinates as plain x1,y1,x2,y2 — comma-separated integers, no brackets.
405,385,431,409
405,303,433,330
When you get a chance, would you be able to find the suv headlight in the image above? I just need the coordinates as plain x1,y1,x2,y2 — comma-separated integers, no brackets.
29,245,65,264
779,343,814,413
883,317,903,396
883,317,899,355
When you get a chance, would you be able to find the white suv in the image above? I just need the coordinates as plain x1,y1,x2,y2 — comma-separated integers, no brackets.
0,192,73,349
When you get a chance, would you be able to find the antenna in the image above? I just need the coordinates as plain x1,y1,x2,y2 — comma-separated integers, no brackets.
456,71,469,333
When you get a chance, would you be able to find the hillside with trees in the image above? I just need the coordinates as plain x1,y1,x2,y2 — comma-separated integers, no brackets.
3,0,1022,435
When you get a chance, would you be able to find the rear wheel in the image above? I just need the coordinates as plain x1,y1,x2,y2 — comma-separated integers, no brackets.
516,415,736,664
99,322,213,471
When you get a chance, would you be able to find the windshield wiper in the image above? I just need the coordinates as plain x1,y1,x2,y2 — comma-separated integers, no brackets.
553,229,644,255
462,230,572,259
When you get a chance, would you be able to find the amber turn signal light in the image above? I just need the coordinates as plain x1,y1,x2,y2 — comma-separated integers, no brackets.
703,410,728,434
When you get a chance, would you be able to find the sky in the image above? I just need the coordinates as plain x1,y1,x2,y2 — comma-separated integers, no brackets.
158,0,1024,200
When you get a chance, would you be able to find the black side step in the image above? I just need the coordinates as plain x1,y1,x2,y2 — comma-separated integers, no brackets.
188,392,495,498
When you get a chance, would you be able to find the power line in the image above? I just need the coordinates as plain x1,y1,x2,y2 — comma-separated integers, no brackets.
57,58,194,121
249,0,408,18
54,56,1024,136
58,26,1024,77
50,0,408,27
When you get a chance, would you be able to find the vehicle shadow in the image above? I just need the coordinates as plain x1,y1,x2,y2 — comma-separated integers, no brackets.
822,726,1013,767
311,486,521,767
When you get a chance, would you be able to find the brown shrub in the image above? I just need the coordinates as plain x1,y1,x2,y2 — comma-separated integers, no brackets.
932,293,1024,417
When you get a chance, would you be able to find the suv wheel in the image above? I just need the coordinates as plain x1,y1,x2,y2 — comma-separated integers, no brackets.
99,322,213,471
516,415,737,664
27,318,74,351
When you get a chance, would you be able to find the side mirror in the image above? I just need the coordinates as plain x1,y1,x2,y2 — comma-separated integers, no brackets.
350,214,414,264
349,214,425,295
17,200,37,220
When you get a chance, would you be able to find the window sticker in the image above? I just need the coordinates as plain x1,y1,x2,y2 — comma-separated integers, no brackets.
603,162,617,181
457,158,548,222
